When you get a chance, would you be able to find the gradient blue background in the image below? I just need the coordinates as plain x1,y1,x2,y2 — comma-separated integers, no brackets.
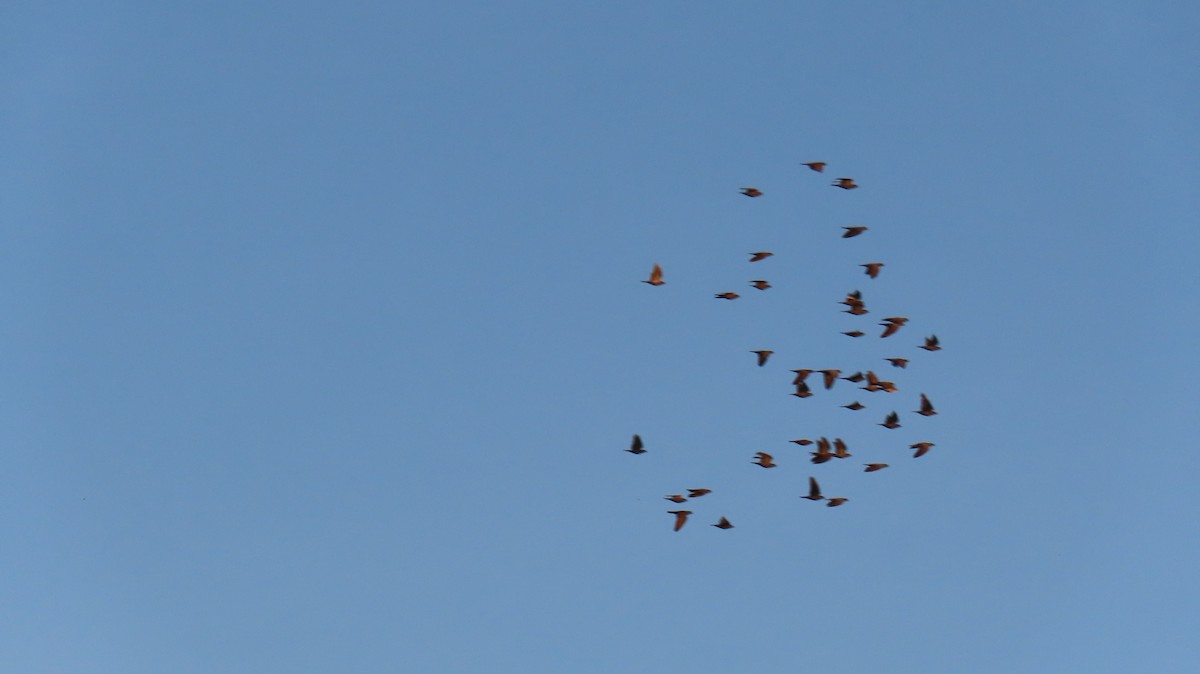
4,2,1197,672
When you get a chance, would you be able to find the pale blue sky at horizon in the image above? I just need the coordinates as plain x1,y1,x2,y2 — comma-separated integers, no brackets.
3,2,1198,672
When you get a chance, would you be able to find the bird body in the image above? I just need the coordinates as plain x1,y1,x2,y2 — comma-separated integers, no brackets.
753,452,777,468
862,262,884,279
712,517,734,529
832,178,858,190
715,292,740,300
885,358,909,368
627,434,646,454
879,411,901,429
642,264,665,286
842,226,868,238
665,494,687,503
864,463,889,472
826,497,849,507
916,393,937,416
752,350,774,367
687,488,712,498
911,442,935,458
801,476,824,500
819,369,841,389
803,162,826,172
749,252,773,262
668,510,692,531
842,401,864,410
920,335,941,351
750,280,771,291
741,187,763,197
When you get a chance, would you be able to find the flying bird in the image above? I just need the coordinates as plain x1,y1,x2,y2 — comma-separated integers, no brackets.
801,476,824,501
832,178,858,190
668,510,692,531
920,335,942,351
915,393,937,416
642,264,665,286
864,463,889,472
741,187,763,197
843,305,869,316
627,434,646,454
687,488,712,499
842,401,865,411
819,369,841,389
885,358,909,369
842,226,868,238
792,381,813,398
712,517,735,529
826,497,849,507
715,292,740,300
810,438,833,464
749,252,773,262
802,161,826,172
752,350,774,367
753,452,777,468
879,318,908,338
750,280,771,291
879,411,901,429
861,262,884,279
791,369,813,385
833,438,851,459
843,330,865,338
665,494,687,503
842,372,865,383
790,439,813,446
911,442,935,458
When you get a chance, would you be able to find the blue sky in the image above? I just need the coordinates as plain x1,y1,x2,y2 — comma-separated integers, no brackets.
3,2,1198,672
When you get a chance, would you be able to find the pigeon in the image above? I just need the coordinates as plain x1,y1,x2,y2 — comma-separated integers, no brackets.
842,226,868,238
750,280,771,291
862,262,884,279
802,162,826,172
752,350,774,367
864,464,889,472
715,292,740,300
741,187,763,197
668,510,692,531
915,393,937,417
712,517,735,529
911,442,935,458
687,488,712,499
749,252,774,262
879,411,901,429
627,434,646,454
642,264,665,286
753,452,777,468
832,178,858,190
920,335,941,351
801,476,824,501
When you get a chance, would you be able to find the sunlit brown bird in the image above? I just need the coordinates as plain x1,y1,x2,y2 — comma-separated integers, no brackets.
832,178,858,190
842,401,864,411
842,372,865,383
687,488,712,499
920,335,941,351
715,292,740,300
741,187,763,197
712,517,734,529
915,393,937,416
826,497,849,507
844,304,869,316
750,280,771,291
842,226,868,238
880,317,908,338
810,438,833,464
791,369,813,385
749,251,773,262
642,264,665,286
879,411,901,429
792,381,813,398
790,439,813,446
833,438,851,459
911,442,935,458
819,369,841,389
665,494,687,503
864,463,889,472
801,476,824,501
885,358,909,369
862,262,884,279
668,510,692,531
753,452,776,468
627,434,646,454
752,350,774,367
843,330,865,338
803,161,826,173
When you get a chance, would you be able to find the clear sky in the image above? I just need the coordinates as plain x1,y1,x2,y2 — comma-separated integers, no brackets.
3,2,1198,672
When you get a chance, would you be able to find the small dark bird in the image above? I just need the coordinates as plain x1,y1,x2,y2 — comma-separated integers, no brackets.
862,262,884,279
920,335,941,351
741,187,763,197
801,476,824,501
792,381,813,398
864,463,889,472
810,437,833,464
750,280,771,291
826,497,849,507
842,226,868,238
791,369,813,385
819,369,841,390
842,372,865,383
833,438,851,459
668,510,692,531
844,305,869,316
843,330,865,338
753,452,776,468
842,401,864,411
790,439,813,446
687,488,712,498
665,494,687,503
879,411,901,429
880,319,908,338
915,393,937,416
749,251,774,262
885,358,909,368
715,292,740,300
802,161,826,173
752,350,774,367
642,264,665,286
832,178,858,190
911,442,935,458
627,434,646,454
712,517,734,529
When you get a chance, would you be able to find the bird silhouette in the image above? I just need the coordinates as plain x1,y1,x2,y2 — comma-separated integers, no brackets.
879,411,901,429
864,463,889,472
915,393,937,416
833,438,851,459
792,381,813,398
819,369,841,390
843,330,865,338
715,292,740,300
844,305,869,316
842,372,865,383
790,439,814,446
826,497,849,507
802,162,826,172
668,510,692,531
862,262,884,279
627,435,646,454
911,442,935,458
842,401,865,411
880,317,908,338
801,476,824,501
741,187,763,197
791,369,813,385
642,264,664,286
753,452,777,468
885,358,909,368
842,226,868,238
810,438,834,464
712,517,734,529
665,494,687,503
752,350,774,367
750,280,771,291
832,178,858,190
920,335,941,351
687,488,712,498
749,251,774,262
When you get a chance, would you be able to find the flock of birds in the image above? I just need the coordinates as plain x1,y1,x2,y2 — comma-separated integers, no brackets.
628,161,944,532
